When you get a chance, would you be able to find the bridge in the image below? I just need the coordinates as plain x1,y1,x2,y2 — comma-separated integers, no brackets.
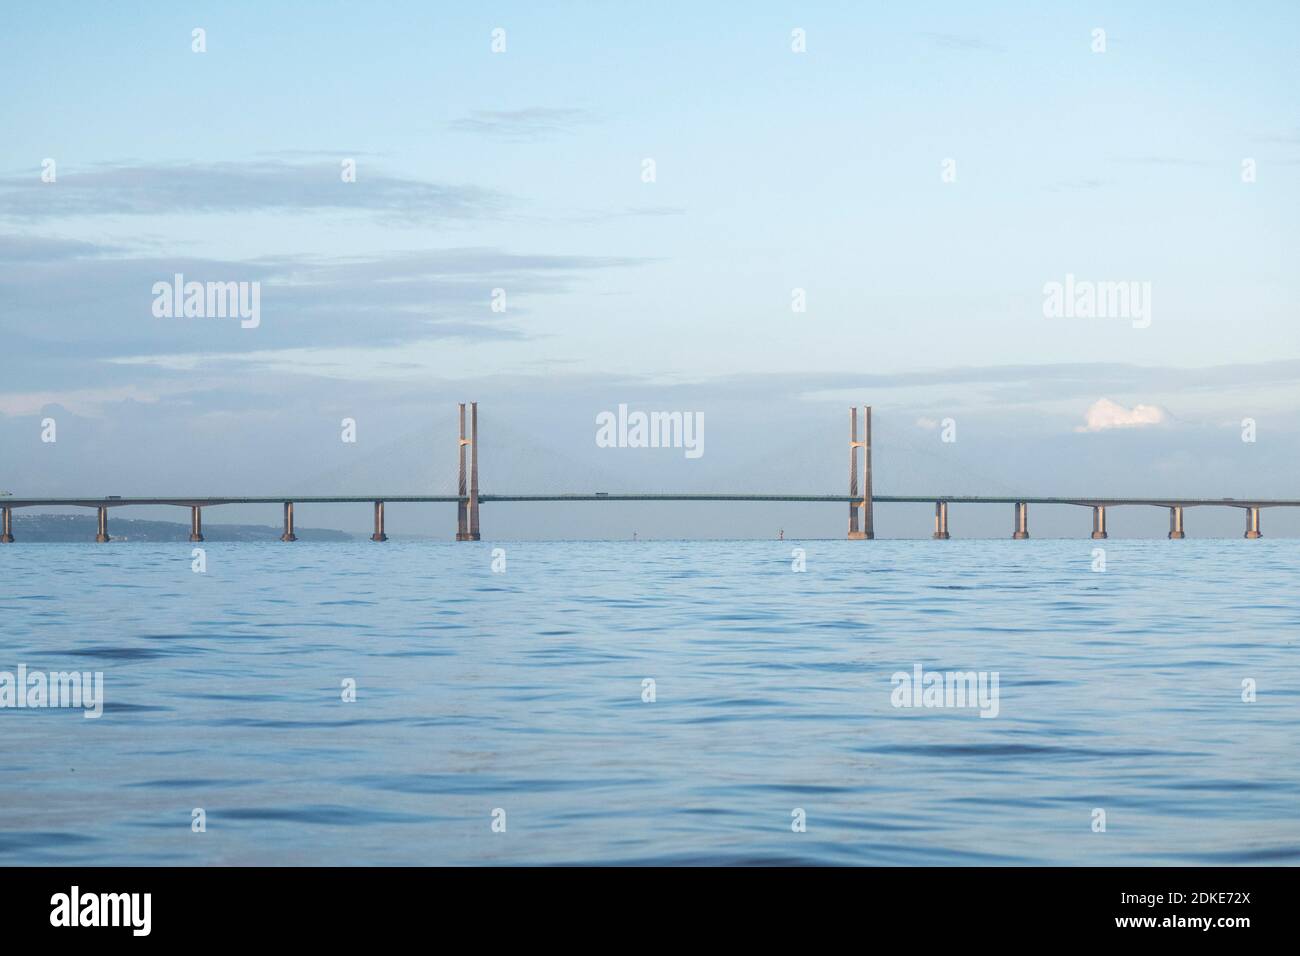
1,404,1295,542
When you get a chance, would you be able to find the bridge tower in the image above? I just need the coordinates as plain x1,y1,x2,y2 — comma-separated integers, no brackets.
456,402,481,541
848,405,874,539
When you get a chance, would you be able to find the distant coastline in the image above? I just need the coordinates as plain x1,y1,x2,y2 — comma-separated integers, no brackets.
7,513,353,542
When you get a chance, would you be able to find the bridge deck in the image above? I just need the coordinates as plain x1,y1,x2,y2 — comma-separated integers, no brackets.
2,495,1298,509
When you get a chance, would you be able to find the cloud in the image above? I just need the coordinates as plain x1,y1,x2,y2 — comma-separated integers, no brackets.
0,384,173,418
0,161,504,222
0,236,652,387
448,108,599,141
799,361,1300,406
0,235,119,261
1075,398,1167,432
1253,127,1300,145
553,204,686,224
1111,155,1212,168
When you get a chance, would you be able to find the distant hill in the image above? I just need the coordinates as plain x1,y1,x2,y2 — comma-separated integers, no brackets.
7,513,353,542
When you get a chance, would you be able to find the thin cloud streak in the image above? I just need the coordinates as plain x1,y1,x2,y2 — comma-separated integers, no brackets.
0,161,505,222
447,108,600,141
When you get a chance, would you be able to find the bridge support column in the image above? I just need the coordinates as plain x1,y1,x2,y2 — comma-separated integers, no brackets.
95,506,110,543
280,502,297,541
1,507,12,543
848,407,860,537
1168,506,1185,539
1012,501,1029,539
847,405,873,539
1245,507,1262,539
456,404,466,539
1091,506,1108,539
456,404,471,540
933,501,949,539
371,501,388,542
456,402,480,541
189,506,204,542
469,402,480,540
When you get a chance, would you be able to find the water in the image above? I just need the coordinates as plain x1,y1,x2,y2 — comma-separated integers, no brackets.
1,540,1297,865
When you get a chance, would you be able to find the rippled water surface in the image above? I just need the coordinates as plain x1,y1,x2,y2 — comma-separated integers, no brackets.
1,540,1297,865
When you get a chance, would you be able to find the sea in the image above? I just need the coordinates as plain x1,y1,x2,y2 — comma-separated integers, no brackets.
1,539,1297,865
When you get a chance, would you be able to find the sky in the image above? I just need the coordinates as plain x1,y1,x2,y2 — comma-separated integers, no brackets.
1,1,1297,538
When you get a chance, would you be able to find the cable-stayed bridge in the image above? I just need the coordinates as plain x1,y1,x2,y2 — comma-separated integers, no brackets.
2,404,1296,542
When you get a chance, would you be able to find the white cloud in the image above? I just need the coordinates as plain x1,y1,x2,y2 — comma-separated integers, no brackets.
1076,398,1167,432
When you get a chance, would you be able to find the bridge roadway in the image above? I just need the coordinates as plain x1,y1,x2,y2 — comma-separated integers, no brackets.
2,494,1299,509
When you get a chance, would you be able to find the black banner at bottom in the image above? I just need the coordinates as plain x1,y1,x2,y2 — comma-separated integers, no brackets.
0,866,1281,941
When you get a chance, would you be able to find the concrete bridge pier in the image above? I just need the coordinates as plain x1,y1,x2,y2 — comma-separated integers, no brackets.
848,407,860,538
189,506,204,542
1091,506,1108,539
456,403,468,540
1245,506,1262,539
469,402,480,540
95,506,110,542
456,402,481,541
1,507,12,543
1012,501,1029,539
847,405,874,539
1168,506,1185,539
280,502,297,542
933,501,950,539
371,501,388,542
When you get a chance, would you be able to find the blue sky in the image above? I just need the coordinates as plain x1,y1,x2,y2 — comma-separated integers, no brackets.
1,2,1297,537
